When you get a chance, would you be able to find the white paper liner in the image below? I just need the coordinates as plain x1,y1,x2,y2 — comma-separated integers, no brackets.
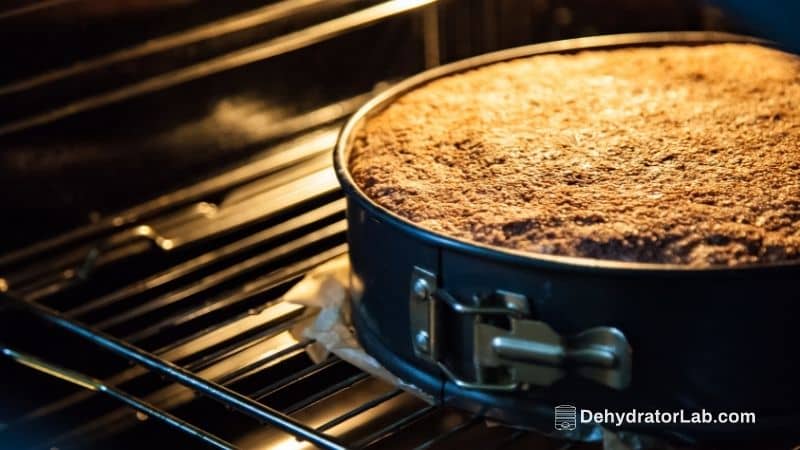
284,255,433,403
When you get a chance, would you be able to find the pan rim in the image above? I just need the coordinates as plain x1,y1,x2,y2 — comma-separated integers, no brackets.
334,31,800,274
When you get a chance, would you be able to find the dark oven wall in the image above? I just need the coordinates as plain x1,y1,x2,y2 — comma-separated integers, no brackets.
0,0,738,253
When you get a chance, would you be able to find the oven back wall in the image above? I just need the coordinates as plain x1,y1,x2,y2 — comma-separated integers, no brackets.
0,0,738,250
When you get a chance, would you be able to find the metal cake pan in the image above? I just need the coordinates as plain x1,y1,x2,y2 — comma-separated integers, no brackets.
334,32,800,445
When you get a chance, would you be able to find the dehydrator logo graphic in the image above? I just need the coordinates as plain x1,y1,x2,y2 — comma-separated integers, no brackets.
554,405,577,431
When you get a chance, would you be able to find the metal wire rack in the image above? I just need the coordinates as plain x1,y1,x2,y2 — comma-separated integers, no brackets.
0,1,590,448
0,122,587,449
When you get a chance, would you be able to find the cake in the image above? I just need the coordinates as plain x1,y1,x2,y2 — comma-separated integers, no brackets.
348,43,800,267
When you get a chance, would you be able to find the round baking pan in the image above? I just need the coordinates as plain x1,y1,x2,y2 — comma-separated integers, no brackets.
334,32,800,445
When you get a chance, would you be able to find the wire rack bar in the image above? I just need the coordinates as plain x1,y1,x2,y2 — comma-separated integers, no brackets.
251,356,344,401
4,294,350,450
315,388,404,434
9,302,300,427
217,339,313,386
352,404,439,449
1,346,237,450
284,372,372,415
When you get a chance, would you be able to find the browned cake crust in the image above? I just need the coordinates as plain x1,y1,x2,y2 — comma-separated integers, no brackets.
349,44,800,267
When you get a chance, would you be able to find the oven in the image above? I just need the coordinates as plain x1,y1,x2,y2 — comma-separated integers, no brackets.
0,1,791,449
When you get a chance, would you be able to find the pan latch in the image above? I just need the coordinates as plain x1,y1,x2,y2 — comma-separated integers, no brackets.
409,266,631,391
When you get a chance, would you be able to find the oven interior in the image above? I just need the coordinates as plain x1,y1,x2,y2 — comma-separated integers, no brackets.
0,1,779,449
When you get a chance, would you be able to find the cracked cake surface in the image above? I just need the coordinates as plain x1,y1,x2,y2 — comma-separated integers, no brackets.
348,43,800,267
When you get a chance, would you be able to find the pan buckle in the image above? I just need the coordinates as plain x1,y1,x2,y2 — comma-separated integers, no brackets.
409,266,631,391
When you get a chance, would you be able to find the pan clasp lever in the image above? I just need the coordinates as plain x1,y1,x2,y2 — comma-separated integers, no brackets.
409,266,631,392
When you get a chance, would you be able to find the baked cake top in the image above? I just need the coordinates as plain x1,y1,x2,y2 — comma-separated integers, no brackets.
348,44,800,267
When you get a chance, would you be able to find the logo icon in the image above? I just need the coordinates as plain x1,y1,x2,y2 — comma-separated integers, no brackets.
554,405,577,431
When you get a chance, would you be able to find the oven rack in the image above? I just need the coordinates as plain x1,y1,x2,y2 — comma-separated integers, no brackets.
0,121,586,449
0,1,586,447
